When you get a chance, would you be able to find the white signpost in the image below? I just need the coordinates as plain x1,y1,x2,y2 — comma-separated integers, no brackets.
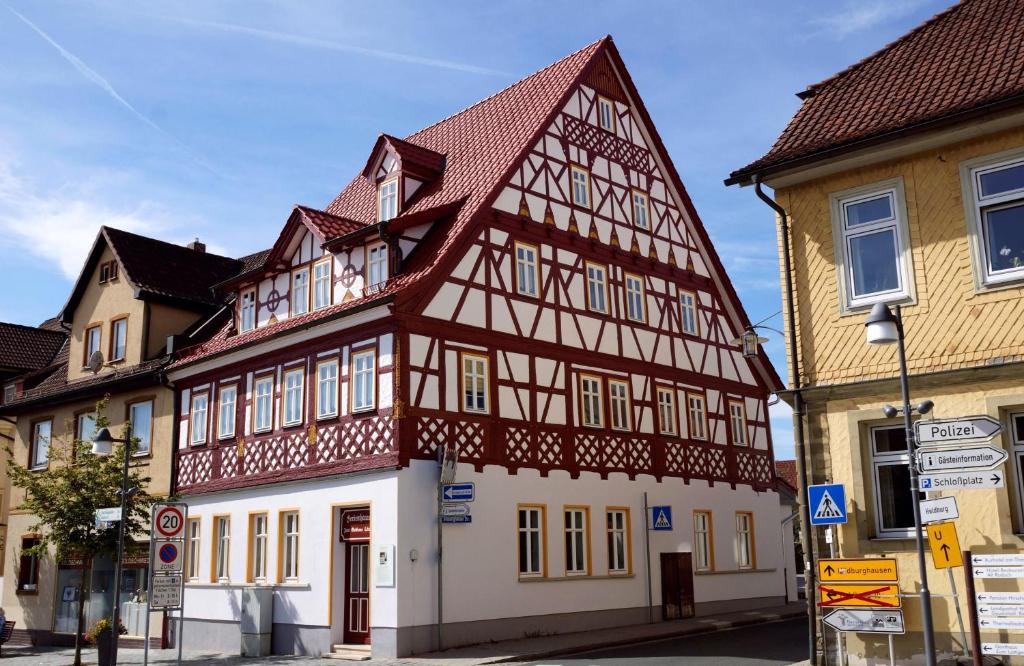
971,553,1024,658
919,497,959,524
983,643,1024,657
920,471,1004,491
915,416,1002,446
145,502,188,666
977,591,1024,605
978,605,1024,617
972,554,1024,567
978,617,1024,631
916,445,1008,473
823,609,905,634
973,567,1024,579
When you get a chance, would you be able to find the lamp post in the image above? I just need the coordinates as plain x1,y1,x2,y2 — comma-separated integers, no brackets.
92,424,137,666
864,302,936,666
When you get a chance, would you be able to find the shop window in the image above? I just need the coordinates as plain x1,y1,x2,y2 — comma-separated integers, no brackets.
17,536,40,592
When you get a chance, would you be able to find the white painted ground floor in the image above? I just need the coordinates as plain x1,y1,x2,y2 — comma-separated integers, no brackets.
177,460,797,658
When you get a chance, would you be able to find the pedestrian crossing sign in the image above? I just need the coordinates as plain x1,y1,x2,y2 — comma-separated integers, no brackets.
808,483,847,526
650,505,673,531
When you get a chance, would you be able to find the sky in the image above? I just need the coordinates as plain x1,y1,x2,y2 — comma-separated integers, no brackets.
0,0,952,459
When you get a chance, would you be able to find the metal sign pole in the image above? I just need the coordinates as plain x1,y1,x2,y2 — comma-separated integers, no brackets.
947,568,968,655
176,505,188,666
964,550,982,666
643,492,653,624
143,520,154,666
888,634,895,666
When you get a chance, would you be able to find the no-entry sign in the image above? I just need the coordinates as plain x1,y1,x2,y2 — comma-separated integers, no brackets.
154,505,185,539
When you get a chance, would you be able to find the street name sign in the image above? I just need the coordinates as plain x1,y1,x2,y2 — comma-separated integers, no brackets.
818,584,901,608
915,416,1002,446
440,514,472,524
919,497,958,524
983,643,1024,657
920,471,1004,491
441,483,475,503
978,617,1024,631
974,566,1024,579
808,483,847,526
978,605,1024,617
972,554,1024,567
818,558,898,583
916,445,1008,473
96,507,122,522
926,522,963,569
440,503,470,518
823,609,905,634
977,592,1024,604
151,574,183,609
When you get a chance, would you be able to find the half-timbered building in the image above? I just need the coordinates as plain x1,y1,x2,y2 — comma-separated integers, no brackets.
167,36,792,658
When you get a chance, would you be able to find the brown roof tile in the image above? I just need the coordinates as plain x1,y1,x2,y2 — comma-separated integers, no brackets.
0,322,67,373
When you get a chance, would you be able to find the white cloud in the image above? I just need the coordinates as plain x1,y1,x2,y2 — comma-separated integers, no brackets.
807,0,933,39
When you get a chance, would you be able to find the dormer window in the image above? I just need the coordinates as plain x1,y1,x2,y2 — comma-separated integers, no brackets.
378,179,398,222
239,289,256,332
367,242,388,289
98,260,119,284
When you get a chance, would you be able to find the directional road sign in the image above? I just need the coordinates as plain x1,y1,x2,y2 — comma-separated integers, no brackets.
650,506,673,531
974,566,1024,579
823,609,905,634
808,483,847,526
818,583,901,608
919,497,959,524
440,503,470,518
818,558,898,583
977,591,1024,604
972,554,1024,567
978,604,1024,617
441,483,475,503
916,445,1008,473
927,522,963,569
920,470,1004,491
915,416,1001,446
978,617,1024,631
983,643,1024,657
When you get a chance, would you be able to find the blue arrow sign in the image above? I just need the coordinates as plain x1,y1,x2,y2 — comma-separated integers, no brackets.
442,482,475,503
808,483,847,526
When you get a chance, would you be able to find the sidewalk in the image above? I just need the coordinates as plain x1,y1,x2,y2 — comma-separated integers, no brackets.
0,602,807,665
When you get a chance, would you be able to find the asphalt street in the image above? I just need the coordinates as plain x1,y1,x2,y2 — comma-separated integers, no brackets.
524,617,808,665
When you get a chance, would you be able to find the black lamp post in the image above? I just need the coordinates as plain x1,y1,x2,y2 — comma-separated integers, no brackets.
864,302,936,666
92,425,137,666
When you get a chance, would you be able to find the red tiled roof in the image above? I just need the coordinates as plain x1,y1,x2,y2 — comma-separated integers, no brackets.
728,0,1024,184
173,38,607,368
295,205,368,240
0,322,67,373
775,460,798,491
361,134,446,180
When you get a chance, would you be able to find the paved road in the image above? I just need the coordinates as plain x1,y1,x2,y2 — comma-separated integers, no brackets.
524,617,808,665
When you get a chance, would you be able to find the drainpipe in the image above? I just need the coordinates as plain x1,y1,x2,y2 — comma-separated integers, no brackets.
753,176,817,665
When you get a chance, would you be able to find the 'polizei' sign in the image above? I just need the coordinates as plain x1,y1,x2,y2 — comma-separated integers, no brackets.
915,416,1001,447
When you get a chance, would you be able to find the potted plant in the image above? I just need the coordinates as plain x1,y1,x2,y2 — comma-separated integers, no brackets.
84,618,126,666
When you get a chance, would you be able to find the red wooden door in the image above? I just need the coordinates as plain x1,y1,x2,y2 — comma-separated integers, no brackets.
344,542,370,644
660,552,695,620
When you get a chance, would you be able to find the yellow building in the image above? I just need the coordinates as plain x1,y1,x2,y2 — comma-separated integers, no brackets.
0,228,253,646
729,0,1024,663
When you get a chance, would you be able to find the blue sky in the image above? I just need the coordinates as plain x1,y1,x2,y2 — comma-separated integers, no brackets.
0,0,951,458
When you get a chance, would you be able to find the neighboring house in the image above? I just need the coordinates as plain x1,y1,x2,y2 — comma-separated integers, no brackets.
0,228,250,646
166,36,786,659
773,470,800,602
729,0,1024,662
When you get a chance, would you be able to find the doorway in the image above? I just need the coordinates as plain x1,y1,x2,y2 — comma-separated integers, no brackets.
660,552,695,620
344,542,370,644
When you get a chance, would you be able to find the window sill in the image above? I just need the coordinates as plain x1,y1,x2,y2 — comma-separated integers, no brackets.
519,573,636,583
106,359,126,366
351,407,377,416
16,588,39,596
185,581,311,590
695,567,776,576
316,414,338,422
131,451,152,459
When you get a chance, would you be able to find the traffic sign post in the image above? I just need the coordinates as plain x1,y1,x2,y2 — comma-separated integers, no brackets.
926,523,963,569
146,502,188,666
808,483,847,525
915,416,1001,447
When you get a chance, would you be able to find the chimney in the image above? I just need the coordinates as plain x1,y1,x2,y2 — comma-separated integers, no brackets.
187,237,206,253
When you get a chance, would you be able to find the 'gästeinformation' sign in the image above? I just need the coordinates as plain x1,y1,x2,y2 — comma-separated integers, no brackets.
916,445,1008,473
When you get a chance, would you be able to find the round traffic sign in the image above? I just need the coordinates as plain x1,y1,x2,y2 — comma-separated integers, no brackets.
155,506,185,538
159,542,178,564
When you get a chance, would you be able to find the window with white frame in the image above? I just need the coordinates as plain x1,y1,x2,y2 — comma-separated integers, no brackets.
515,242,540,297
281,511,300,582
31,419,51,469
585,263,608,314
833,183,912,308
253,376,273,433
129,400,153,455
461,353,489,414
77,411,97,446
240,289,256,332
317,360,338,419
378,179,398,222
85,325,101,365
687,394,707,441
313,259,332,310
606,509,629,574
291,269,310,316
218,385,237,439
564,507,589,575
580,375,603,428
110,318,127,361
571,165,590,208
735,512,754,569
518,506,545,577
283,368,304,426
625,273,645,323
680,291,698,335
249,513,269,583
966,155,1024,285
214,516,231,581
657,387,677,435
190,392,209,445
694,511,713,571
729,401,747,446
351,350,375,412
870,425,922,538
367,243,388,288
187,518,201,581
3,384,15,404
632,191,649,230
597,96,615,132
608,379,631,431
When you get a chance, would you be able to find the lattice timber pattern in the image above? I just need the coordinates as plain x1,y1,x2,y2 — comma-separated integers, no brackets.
177,414,397,492
412,411,773,487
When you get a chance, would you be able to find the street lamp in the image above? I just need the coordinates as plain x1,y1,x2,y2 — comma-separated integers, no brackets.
92,425,137,666
864,303,936,666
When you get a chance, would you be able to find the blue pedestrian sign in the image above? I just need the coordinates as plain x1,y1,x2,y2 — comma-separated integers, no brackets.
650,506,673,531
808,483,847,526
441,482,475,503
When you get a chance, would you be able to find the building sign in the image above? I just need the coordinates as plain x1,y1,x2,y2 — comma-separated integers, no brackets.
341,509,371,542
374,544,395,587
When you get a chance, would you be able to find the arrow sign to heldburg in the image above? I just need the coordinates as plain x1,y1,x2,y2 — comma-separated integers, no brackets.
915,416,1002,446
823,609,905,634
916,445,1008,473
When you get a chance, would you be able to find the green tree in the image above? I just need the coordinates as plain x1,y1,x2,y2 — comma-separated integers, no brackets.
6,397,153,666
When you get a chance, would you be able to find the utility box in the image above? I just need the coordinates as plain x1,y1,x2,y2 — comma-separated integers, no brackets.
240,586,273,656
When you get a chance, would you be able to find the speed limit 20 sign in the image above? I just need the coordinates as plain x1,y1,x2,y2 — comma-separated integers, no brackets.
153,504,186,539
